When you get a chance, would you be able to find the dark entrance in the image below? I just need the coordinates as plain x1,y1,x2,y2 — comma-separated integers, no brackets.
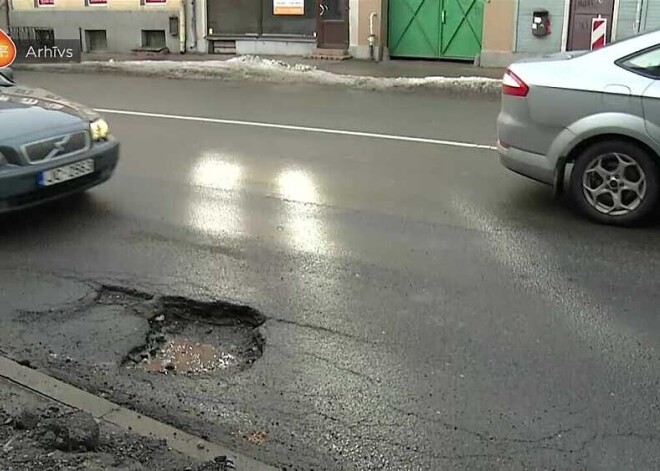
206,0,316,37
317,0,349,49
567,0,615,51
207,0,262,36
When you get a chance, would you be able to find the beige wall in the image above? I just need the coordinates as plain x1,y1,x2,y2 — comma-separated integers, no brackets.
482,0,515,52
355,0,381,47
349,0,383,58
12,0,178,11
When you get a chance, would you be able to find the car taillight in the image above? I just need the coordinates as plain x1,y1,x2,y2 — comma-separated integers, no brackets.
502,69,529,97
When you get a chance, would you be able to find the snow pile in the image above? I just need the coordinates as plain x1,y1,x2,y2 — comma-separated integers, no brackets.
18,56,501,95
225,55,317,73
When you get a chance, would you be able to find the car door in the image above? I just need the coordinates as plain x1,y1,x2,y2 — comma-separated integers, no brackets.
643,81,660,144
626,48,660,144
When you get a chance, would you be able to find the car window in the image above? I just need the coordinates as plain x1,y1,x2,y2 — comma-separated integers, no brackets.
621,47,660,79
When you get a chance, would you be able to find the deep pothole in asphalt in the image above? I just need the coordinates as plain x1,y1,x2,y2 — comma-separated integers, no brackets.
99,286,266,377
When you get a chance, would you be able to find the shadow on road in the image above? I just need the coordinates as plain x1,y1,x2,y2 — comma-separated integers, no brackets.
0,193,111,239
500,182,660,231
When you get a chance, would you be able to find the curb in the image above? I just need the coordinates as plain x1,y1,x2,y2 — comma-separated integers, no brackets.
14,62,502,97
0,355,276,471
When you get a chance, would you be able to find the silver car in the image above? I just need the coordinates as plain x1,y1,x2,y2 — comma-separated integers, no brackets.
497,30,660,225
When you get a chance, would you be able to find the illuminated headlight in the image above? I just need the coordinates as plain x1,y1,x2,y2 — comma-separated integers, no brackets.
90,119,110,141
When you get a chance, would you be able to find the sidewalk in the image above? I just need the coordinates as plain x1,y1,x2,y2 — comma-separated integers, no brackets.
80,52,505,80
15,52,504,96
0,355,274,471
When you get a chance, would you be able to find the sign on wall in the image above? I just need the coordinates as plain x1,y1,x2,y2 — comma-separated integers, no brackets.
87,0,108,5
37,0,55,6
590,16,607,50
273,0,304,15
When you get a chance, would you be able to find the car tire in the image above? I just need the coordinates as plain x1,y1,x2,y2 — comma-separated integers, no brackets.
570,139,659,226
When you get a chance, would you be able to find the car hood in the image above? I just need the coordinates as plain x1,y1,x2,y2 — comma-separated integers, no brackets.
0,85,100,142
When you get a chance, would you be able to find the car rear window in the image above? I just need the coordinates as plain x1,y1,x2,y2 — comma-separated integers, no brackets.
620,47,660,79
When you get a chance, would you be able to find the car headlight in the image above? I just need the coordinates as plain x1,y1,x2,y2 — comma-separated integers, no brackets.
90,118,110,142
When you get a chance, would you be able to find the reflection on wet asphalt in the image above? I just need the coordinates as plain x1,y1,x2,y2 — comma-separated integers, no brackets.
1,72,660,470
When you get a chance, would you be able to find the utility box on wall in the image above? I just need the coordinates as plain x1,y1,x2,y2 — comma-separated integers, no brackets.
169,16,179,36
532,9,550,37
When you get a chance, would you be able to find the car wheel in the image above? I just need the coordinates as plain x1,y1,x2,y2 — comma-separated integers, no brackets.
570,140,659,226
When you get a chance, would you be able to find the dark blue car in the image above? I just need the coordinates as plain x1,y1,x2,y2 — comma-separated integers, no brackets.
0,68,119,212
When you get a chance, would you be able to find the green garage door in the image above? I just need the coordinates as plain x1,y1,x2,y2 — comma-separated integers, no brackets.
388,0,484,59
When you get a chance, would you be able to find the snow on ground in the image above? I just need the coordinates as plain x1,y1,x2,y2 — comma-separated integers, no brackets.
17,56,502,95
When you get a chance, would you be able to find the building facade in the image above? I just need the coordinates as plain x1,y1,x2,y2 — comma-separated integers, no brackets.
481,0,660,67
8,0,183,54
6,0,656,63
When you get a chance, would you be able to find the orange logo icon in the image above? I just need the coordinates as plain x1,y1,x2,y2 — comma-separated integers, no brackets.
0,29,17,68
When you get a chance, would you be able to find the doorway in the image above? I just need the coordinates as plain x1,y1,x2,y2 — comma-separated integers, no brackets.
317,0,349,49
567,0,615,51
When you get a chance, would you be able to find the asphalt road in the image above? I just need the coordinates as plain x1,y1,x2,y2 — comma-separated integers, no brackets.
2,71,660,470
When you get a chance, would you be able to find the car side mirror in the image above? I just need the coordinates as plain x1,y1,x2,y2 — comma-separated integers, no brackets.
0,67,15,82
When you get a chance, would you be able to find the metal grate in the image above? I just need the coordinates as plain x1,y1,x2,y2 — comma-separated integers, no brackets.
23,131,89,163
8,27,55,46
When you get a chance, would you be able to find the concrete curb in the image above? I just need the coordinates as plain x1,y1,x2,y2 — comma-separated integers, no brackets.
14,61,503,97
0,355,276,471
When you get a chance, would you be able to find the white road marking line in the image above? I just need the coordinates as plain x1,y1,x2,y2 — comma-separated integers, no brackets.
95,108,497,151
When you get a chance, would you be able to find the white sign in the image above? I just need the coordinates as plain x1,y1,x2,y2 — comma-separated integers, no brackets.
274,0,304,15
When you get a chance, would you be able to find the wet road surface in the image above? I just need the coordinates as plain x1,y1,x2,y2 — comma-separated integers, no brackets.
1,72,660,470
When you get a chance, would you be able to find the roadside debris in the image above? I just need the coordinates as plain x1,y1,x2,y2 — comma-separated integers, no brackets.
36,410,100,452
0,405,241,470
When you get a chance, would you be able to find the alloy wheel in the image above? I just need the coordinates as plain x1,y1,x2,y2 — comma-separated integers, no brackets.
582,152,647,216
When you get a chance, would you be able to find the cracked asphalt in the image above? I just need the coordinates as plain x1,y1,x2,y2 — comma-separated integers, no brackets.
1,71,660,470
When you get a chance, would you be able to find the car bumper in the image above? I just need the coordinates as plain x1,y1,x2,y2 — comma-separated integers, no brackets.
0,137,119,213
497,141,554,185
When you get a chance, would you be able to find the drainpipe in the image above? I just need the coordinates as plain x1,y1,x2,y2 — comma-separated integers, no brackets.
634,0,644,33
368,12,378,61
179,0,187,53
190,0,197,50
2,0,10,30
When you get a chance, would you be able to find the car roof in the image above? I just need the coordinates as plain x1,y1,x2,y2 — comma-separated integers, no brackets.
591,29,660,60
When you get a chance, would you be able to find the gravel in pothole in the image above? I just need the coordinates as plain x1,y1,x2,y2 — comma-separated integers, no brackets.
122,294,265,377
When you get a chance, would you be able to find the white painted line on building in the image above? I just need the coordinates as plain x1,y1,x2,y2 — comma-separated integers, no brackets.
95,108,498,151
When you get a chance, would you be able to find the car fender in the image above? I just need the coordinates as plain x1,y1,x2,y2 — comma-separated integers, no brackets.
548,113,660,195
561,112,660,161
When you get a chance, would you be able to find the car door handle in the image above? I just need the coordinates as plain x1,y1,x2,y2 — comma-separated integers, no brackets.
441,10,446,24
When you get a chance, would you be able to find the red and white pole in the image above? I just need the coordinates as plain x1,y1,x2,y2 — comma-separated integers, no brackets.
591,16,608,50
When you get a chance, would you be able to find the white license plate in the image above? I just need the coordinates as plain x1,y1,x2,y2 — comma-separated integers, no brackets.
38,159,94,187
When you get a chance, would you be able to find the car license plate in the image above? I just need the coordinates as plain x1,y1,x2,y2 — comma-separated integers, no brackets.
38,159,94,187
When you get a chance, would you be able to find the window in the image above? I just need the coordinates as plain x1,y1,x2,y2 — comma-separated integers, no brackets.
141,30,166,49
620,47,660,79
85,30,107,52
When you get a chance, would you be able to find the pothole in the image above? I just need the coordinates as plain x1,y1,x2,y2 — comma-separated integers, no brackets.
96,287,267,377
